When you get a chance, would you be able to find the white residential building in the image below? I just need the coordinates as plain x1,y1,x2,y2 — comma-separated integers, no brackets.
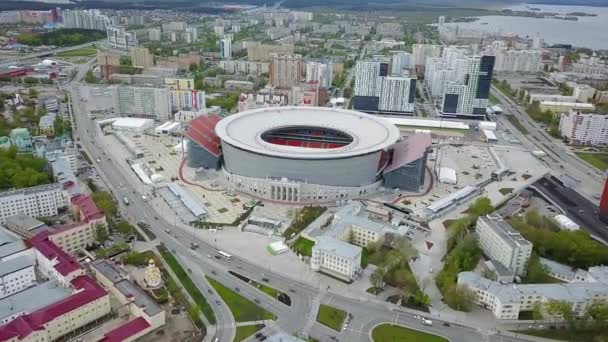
573,84,596,102
107,26,138,50
115,85,172,121
311,236,362,282
219,60,269,76
559,110,608,146
0,184,67,224
458,266,608,320
391,52,414,76
377,76,416,113
306,62,333,88
412,44,443,69
148,28,161,41
169,89,206,112
476,214,533,276
441,55,495,117
220,37,232,60
62,9,112,31
0,256,36,299
354,61,386,96
487,48,542,73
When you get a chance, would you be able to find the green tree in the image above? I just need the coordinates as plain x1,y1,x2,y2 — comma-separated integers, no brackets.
370,266,386,289
28,88,38,99
85,70,97,84
412,289,431,308
116,220,135,235
469,197,494,217
92,191,117,217
95,224,108,243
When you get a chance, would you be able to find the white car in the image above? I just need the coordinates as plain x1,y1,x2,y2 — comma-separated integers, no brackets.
414,315,422,320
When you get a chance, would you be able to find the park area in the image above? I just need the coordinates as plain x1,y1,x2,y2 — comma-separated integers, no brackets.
372,323,447,342
206,276,276,322
316,304,346,331
575,152,608,171
291,236,315,257
57,47,98,57
234,324,264,342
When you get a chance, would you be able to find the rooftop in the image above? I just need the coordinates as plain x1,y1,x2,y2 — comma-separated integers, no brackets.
29,231,81,277
0,281,71,323
114,280,163,317
0,276,107,341
426,186,478,213
459,271,608,304
384,133,432,173
314,236,361,260
478,214,532,248
0,240,28,260
0,183,61,199
4,214,45,232
0,255,34,277
70,194,104,221
99,316,151,342
215,106,400,160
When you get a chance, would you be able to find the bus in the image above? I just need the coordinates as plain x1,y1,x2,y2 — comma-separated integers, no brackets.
218,251,232,260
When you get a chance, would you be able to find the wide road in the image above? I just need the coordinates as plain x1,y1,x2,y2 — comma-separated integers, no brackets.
491,86,603,200
69,78,556,341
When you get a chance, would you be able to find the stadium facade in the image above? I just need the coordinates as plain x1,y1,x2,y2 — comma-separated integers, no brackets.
186,107,431,203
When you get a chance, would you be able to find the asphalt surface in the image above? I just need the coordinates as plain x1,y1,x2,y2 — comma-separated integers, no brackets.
491,86,604,201
66,59,557,342
532,176,608,243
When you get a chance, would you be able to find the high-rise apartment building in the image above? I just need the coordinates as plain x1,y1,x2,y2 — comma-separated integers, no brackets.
377,76,416,113
185,27,198,43
247,42,294,62
130,47,154,69
559,110,608,146
441,55,495,118
115,86,171,121
220,37,232,60
353,60,415,115
62,9,112,31
476,214,532,276
305,61,333,88
269,54,303,88
107,26,138,50
148,28,161,41
412,44,442,71
391,52,414,76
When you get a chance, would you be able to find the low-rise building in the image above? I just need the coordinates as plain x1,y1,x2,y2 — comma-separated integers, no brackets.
0,184,67,224
458,266,608,320
311,236,362,282
225,80,255,91
539,101,595,113
475,214,532,276
0,255,36,299
383,134,432,191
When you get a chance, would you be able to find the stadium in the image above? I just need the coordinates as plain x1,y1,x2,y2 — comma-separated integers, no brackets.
186,107,431,203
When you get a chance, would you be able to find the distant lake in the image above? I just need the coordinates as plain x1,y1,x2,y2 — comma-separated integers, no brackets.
442,4,608,49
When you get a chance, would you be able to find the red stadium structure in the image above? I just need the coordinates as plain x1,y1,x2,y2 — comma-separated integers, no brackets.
599,176,608,221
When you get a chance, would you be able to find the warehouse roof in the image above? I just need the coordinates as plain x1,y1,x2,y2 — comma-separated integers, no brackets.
215,107,400,159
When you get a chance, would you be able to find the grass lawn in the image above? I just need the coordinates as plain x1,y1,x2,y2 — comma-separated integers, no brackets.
158,248,216,324
575,152,608,171
372,323,448,342
518,328,605,341
291,237,315,257
489,93,499,104
57,47,97,57
234,324,264,342
316,304,347,331
361,247,369,268
206,276,276,322
499,188,514,195
506,115,529,135
258,283,280,298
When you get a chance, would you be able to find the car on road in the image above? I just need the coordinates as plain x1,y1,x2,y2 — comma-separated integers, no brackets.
443,322,450,327
207,254,211,258
254,298,260,304
422,319,433,326
414,315,421,320
215,300,221,305
235,287,240,292
261,277,269,282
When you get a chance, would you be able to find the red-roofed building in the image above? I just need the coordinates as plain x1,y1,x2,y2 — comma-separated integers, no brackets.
383,133,432,192
98,316,151,342
70,194,106,224
29,231,84,286
186,115,223,169
0,275,110,342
